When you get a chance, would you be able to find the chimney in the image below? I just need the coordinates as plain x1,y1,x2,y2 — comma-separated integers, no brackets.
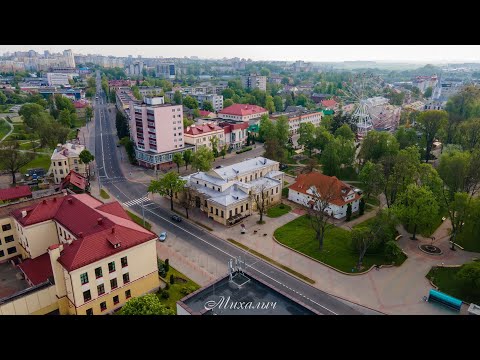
111,227,115,234
53,197,57,202
21,210,27,218
78,232,83,238
42,199,47,204
48,244,67,299
67,198,73,204
97,218,103,225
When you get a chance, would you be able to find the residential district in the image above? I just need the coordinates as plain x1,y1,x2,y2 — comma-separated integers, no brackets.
0,48,479,315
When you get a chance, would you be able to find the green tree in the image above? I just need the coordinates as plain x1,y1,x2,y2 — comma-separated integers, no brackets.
0,91,7,105
417,110,448,162
359,161,385,201
182,149,193,170
183,118,194,128
314,126,334,152
273,95,283,112
457,119,480,151
191,146,214,172
132,86,142,100
173,152,185,173
258,114,274,142
79,149,94,179
384,240,402,263
281,77,290,85
59,109,72,128
424,86,433,99
202,100,214,112
321,139,341,176
334,124,355,141
220,145,228,159
173,90,183,105
223,99,234,108
393,184,439,240
298,122,316,156
351,227,377,270
85,106,93,122
295,94,308,107
359,198,365,215
120,294,174,315
0,142,34,184
222,88,235,99
87,77,96,88
54,94,75,113
444,192,472,250
438,149,480,197
109,89,116,103
456,261,480,288
259,68,271,77
192,108,201,118
210,136,219,157
183,96,199,109
359,131,399,164
265,95,275,113
148,171,187,211
395,126,418,149
275,115,290,145
19,103,44,127
308,182,338,250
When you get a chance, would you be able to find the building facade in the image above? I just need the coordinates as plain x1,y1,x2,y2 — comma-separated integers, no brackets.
188,93,223,112
46,73,70,86
242,74,267,91
270,110,323,135
184,123,225,152
288,172,362,219
218,104,268,122
178,157,284,226
49,141,87,184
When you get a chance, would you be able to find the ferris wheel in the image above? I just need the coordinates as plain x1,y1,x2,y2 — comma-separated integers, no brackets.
338,73,385,138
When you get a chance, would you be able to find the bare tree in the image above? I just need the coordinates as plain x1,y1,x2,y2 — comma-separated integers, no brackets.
308,183,337,250
180,186,196,219
250,182,270,224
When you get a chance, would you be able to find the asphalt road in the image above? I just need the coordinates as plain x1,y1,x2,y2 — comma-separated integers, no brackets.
93,72,364,315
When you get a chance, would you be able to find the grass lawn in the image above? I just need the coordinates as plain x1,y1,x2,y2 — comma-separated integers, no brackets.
456,222,480,252
156,260,200,314
0,118,11,139
10,116,23,123
267,203,292,217
72,117,86,128
100,188,110,199
19,154,51,174
426,266,480,304
274,215,403,273
365,196,380,207
126,210,152,230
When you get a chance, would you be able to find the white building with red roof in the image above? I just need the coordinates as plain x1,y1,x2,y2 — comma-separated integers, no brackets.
288,172,362,219
184,123,225,151
218,104,268,122
1,193,160,315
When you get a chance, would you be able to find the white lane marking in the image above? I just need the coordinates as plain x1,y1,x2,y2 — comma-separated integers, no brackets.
110,183,337,315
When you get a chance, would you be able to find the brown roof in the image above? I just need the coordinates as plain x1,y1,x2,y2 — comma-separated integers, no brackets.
289,172,361,206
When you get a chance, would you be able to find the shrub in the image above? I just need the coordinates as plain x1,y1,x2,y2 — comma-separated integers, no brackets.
384,240,402,262
236,146,252,154
279,204,285,209
161,291,170,299
158,266,166,278
170,274,175,285
164,283,170,290
164,258,169,272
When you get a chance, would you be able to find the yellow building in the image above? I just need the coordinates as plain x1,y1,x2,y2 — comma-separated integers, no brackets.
178,157,284,226
49,141,87,184
183,123,225,152
0,193,160,315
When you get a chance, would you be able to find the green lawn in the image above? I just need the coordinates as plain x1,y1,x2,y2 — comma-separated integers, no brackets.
426,266,480,305
100,188,110,199
10,116,23,123
267,203,292,218
20,154,51,174
337,166,359,181
72,117,86,128
456,222,480,252
126,210,152,230
156,260,200,314
0,118,11,139
274,215,403,273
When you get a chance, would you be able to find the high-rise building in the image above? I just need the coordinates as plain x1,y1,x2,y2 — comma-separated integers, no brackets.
242,73,267,91
63,49,75,68
155,63,175,79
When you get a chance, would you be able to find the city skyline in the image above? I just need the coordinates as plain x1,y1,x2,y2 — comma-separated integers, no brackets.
1,45,480,63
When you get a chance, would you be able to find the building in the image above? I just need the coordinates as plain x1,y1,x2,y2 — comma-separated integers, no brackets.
58,170,89,193
242,73,267,91
0,192,160,315
130,96,195,169
38,88,84,101
138,86,164,97
177,269,318,315
0,186,32,203
218,120,249,150
184,123,225,152
270,109,323,135
115,87,138,115
49,141,87,184
179,157,284,226
413,75,438,93
198,110,215,118
288,172,362,219
155,62,175,79
125,61,144,76
218,104,268,122
311,93,332,103
46,73,70,86
320,99,338,110
403,101,425,112
188,93,223,112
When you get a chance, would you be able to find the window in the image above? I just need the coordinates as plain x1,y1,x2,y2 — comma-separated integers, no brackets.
210,207,213,213
5,235,14,243
229,210,232,218
80,272,89,285
215,208,218,216
97,283,105,296
204,200,207,207
246,203,249,210
86,308,93,315
113,295,119,305
221,210,224,218
2,224,11,231
110,278,118,289
108,261,115,273
95,267,103,278
121,257,128,268
100,301,107,312
235,208,238,215
0,250,4,257
271,189,273,195
123,273,130,284
241,205,243,212
276,187,278,194
125,290,131,299
7,247,16,255
83,290,91,302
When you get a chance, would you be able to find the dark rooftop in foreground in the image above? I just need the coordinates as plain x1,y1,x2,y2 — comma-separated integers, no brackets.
178,270,318,315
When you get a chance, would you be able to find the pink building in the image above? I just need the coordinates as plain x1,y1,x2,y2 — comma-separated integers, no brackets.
218,104,268,122
130,97,195,169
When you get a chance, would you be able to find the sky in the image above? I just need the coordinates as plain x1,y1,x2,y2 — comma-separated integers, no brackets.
1,45,480,63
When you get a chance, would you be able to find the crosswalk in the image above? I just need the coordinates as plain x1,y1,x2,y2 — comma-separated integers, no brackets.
122,196,152,208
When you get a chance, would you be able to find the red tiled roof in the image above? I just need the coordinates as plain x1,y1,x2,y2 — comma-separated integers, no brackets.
198,110,214,117
219,104,267,116
96,202,131,220
12,197,65,226
0,185,32,201
18,253,53,285
60,170,87,190
184,123,223,136
73,101,88,108
219,121,248,133
321,99,337,108
289,172,361,206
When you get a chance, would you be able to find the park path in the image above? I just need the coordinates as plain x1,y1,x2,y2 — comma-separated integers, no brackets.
0,118,13,143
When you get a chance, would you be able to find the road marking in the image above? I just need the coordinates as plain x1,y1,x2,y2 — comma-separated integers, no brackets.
110,184,337,315
122,196,151,207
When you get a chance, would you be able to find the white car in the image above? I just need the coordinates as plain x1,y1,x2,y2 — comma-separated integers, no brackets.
159,232,167,242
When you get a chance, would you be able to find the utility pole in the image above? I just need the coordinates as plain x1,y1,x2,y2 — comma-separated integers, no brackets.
142,196,146,227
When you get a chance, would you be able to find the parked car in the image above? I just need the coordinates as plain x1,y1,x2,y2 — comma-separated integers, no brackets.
215,165,223,169
171,214,182,222
159,232,167,242
279,163,288,170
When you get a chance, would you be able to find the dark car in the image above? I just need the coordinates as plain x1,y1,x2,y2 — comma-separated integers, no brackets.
215,165,223,169
279,163,288,170
171,214,182,222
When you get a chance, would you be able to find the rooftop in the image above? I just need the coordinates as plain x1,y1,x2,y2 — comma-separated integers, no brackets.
219,103,268,116
211,157,278,182
0,185,32,202
178,270,318,315
51,141,84,160
18,253,53,286
184,123,223,136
